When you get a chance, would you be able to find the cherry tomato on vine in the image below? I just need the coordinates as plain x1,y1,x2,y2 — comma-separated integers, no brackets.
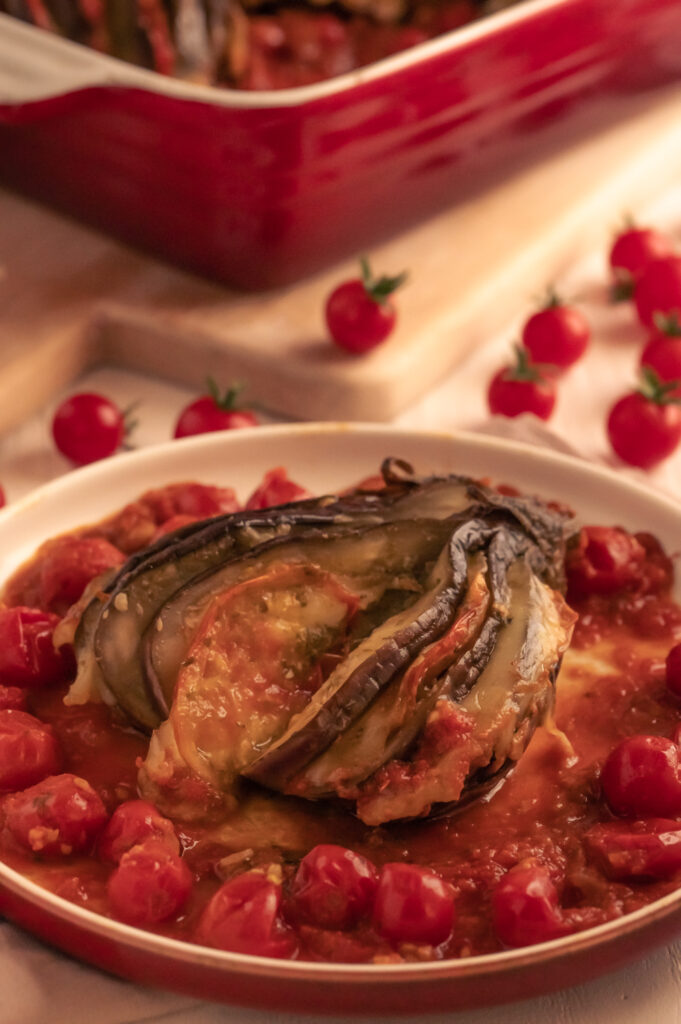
640,315,681,397
634,255,681,328
174,380,258,438
606,369,681,469
52,393,127,465
521,292,590,372
609,224,674,299
326,257,407,354
487,347,556,420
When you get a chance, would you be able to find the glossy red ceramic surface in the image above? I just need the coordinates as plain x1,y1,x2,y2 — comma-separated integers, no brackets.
1,0,681,290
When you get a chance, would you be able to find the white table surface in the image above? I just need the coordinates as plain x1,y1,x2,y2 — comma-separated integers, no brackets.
4,188,681,1024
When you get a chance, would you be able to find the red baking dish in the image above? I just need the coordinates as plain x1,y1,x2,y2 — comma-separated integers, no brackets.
1,1,680,291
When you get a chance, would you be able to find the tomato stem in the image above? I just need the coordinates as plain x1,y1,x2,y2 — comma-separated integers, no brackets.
504,345,548,383
653,311,681,337
360,257,408,305
206,377,244,411
638,367,681,405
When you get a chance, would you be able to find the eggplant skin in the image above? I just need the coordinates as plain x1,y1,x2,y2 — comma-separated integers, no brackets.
69,460,574,826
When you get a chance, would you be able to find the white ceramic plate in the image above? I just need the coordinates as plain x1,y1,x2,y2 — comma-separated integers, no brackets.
1,422,681,1015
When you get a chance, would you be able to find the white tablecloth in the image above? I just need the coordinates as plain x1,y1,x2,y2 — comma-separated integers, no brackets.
3,187,681,1024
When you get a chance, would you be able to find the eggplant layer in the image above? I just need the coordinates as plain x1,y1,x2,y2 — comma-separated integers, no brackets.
69,461,574,825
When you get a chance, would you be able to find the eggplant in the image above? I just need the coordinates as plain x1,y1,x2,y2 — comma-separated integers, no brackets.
69,466,476,730
69,461,574,825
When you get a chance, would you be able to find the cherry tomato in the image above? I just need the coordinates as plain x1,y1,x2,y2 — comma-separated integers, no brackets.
487,347,556,420
566,526,646,600
640,323,681,398
635,255,681,328
245,467,312,510
601,735,681,818
609,225,674,297
174,380,258,438
4,772,108,856
98,799,179,863
0,709,62,792
492,863,568,948
52,392,126,465
606,373,681,470
151,513,200,542
196,868,297,959
521,295,590,372
372,863,456,947
0,606,73,688
326,258,407,354
39,536,126,614
143,482,240,521
666,642,681,699
584,819,681,880
290,844,378,930
107,839,192,925
0,685,27,711
107,482,240,553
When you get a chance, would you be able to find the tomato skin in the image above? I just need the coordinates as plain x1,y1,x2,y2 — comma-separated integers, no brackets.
39,536,125,613
566,526,646,600
634,256,681,328
52,393,125,465
606,392,681,469
290,844,378,930
492,864,568,948
326,280,396,354
4,773,108,856
0,710,62,792
151,513,200,542
666,643,681,699
0,606,73,688
98,799,179,863
196,869,297,959
174,396,258,438
609,227,674,286
372,863,456,947
245,467,312,510
521,304,590,372
640,335,681,397
487,368,556,421
601,735,681,818
584,819,681,880
107,839,192,925
0,686,27,711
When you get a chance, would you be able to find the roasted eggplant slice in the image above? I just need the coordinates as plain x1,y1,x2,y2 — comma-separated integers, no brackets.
69,462,574,826
69,469,476,730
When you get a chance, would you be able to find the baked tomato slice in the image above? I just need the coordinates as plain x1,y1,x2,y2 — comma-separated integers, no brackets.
140,563,358,818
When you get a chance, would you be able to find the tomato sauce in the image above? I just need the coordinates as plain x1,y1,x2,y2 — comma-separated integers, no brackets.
2,481,681,965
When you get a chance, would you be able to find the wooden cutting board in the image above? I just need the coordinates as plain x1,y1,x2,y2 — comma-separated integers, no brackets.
3,82,681,435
